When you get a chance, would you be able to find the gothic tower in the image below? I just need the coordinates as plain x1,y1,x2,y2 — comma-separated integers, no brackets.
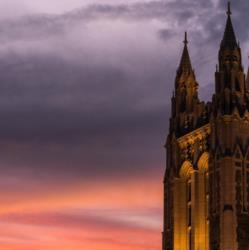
163,2,249,250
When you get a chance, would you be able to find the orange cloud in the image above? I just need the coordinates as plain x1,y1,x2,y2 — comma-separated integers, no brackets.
0,172,163,250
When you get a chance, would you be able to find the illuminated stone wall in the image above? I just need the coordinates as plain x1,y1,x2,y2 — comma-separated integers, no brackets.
163,3,249,250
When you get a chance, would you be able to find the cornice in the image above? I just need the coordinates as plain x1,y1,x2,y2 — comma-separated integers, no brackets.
177,123,211,149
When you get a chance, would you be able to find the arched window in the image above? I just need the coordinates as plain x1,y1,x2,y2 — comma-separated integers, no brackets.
187,177,192,250
176,161,194,250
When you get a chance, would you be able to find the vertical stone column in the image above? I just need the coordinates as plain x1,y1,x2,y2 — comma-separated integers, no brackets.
197,171,208,249
173,177,188,249
173,178,180,250
191,170,198,250
220,157,238,250
205,173,209,250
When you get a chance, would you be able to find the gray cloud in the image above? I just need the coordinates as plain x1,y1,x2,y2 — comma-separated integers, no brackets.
0,1,216,43
0,0,248,189
0,0,248,46
0,49,169,183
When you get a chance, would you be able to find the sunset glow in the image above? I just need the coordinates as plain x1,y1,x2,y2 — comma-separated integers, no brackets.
0,175,163,250
1,0,247,249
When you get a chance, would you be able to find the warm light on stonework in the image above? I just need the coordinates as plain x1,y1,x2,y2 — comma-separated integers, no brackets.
163,2,249,249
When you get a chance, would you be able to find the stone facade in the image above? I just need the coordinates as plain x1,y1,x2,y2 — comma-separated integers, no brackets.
162,3,249,250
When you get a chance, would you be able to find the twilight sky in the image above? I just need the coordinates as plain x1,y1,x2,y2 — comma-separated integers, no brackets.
0,0,249,249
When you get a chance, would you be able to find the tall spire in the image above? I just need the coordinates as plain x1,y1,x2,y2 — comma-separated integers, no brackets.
177,32,192,75
220,2,238,49
215,2,245,115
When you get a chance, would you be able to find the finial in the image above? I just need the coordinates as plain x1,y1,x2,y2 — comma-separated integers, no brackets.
183,31,188,46
227,1,232,16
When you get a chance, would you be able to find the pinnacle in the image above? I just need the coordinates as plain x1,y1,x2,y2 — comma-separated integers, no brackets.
227,1,232,16
183,31,188,45
178,32,192,75
221,2,238,49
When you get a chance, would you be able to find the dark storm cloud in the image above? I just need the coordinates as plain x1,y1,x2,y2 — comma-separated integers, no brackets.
156,0,249,47
0,1,215,42
0,1,247,46
0,50,170,180
158,29,176,41
0,2,166,42
0,0,248,185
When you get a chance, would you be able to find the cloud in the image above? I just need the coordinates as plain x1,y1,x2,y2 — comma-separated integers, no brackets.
0,47,169,179
0,1,215,43
0,2,165,43
0,0,248,206
0,211,161,250
0,1,248,249
0,207,162,250
0,0,242,185
0,207,161,230
0,0,248,50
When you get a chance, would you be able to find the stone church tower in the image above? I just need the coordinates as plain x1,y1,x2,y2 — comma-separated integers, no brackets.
163,3,249,250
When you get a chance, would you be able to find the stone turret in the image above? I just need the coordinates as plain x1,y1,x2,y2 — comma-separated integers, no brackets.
214,2,246,115
170,32,208,137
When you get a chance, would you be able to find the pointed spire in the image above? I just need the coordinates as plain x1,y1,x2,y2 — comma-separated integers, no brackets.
184,31,188,46
227,1,231,16
221,2,238,49
178,32,192,75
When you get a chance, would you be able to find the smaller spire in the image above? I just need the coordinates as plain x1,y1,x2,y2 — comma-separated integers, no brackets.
178,32,192,75
227,1,232,16
220,2,238,49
